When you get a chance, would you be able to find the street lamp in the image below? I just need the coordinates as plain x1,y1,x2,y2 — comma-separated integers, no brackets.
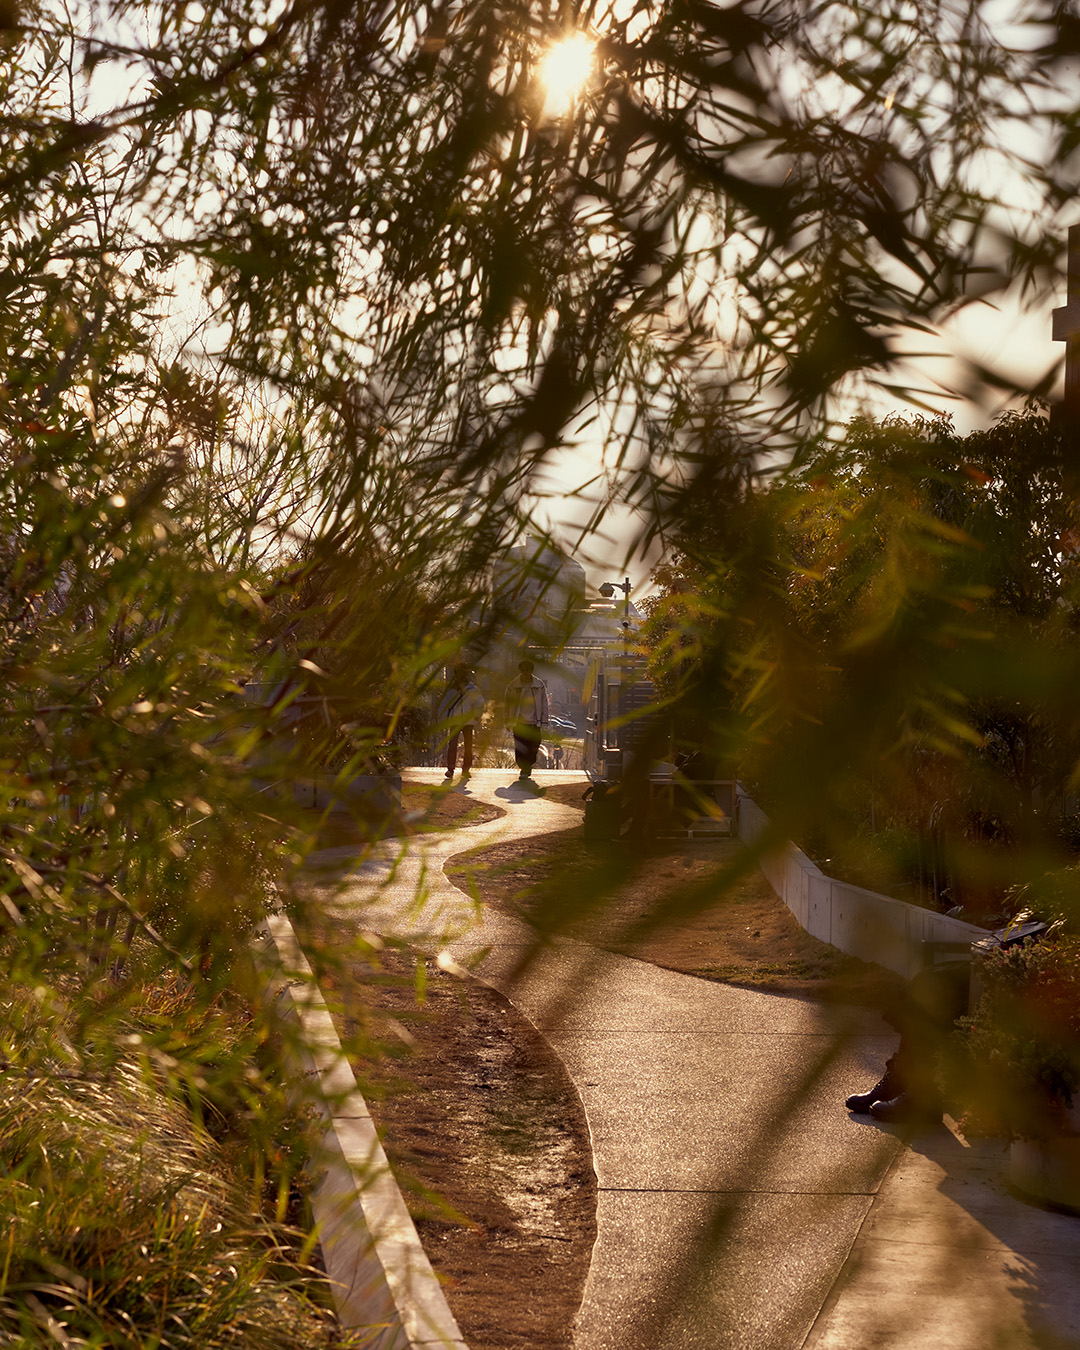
597,576,632,617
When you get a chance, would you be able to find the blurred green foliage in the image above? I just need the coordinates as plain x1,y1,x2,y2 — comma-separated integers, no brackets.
642,410,1080,917
0,988,333,1347
3,0,1080,1330
953,934,1080,1137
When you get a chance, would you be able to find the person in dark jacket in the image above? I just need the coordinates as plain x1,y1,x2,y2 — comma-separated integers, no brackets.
503,659,548,785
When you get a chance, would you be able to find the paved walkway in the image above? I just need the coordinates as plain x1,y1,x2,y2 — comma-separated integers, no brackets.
310,769,1080,1349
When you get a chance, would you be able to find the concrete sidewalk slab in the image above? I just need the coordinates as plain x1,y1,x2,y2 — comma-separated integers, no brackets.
554,1029,898,1195
804,1122,1080,1349
582,1190,874,1350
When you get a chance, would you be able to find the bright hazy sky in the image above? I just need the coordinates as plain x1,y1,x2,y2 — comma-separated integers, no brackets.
76,4,1074,600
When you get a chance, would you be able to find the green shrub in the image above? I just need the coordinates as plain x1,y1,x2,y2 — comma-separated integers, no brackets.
0,992,334,1349
951,933,1080,1139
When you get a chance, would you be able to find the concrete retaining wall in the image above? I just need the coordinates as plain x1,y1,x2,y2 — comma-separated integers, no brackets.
737,795,986,980
259,915,466,1350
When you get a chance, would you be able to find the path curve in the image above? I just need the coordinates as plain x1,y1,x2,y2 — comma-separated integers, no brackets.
309,768,906,1349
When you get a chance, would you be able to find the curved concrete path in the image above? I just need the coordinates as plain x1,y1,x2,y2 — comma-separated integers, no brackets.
309,769,1080,1350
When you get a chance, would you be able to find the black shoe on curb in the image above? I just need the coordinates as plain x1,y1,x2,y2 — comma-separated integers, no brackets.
846,1065,901,1114
869,1092,942,1125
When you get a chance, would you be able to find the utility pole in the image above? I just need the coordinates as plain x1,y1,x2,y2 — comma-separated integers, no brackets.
1052,223,1080,449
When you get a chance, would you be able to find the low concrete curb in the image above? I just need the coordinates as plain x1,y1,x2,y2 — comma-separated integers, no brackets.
737,794,986,978
259,913,467,1350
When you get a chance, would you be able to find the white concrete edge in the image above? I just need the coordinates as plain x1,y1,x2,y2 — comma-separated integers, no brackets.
736,792,987,979
257,911,468,1350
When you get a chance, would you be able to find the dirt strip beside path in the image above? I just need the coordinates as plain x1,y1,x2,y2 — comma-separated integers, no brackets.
300,777,595,1349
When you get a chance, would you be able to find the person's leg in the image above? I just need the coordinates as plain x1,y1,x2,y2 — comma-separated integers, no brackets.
845,1052,906,1113
869,963,969,1120
519,724,541,778
847,963,969,1120
461,725,473,777
445,732,459,779
513,727,527,775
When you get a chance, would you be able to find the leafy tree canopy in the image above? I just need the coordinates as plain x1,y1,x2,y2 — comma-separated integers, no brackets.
641,409,1080,912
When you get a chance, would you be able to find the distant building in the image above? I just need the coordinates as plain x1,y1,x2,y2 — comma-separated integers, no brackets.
483,537,644,730
491,538,587,641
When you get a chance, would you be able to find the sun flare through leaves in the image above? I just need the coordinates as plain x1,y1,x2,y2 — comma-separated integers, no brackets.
537,32,594,117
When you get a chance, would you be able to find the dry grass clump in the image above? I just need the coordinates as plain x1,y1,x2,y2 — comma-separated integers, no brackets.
0,990,337,1349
